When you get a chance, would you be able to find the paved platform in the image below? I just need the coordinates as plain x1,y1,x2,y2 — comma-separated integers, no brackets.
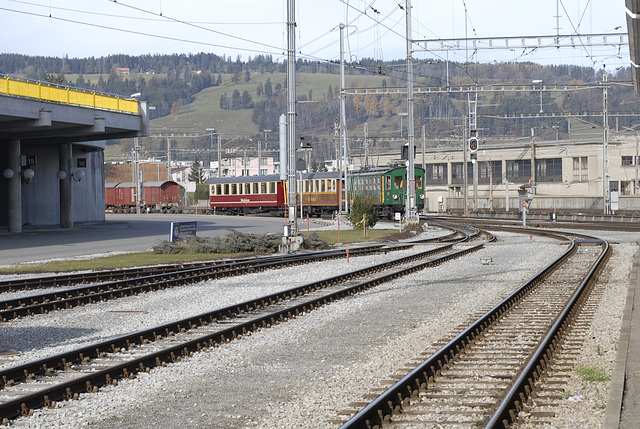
605,245,640,428
0,213,285,266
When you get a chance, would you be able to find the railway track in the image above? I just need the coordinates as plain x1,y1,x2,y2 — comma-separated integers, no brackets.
0,228,487,423
0,226,465,296
0,243,428,322
339,228,610,428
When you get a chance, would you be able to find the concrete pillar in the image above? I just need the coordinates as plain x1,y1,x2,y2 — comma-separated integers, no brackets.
59,143,72,229
7,139,21,232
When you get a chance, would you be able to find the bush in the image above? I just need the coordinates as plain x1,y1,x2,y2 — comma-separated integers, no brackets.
303,232,328,249
346,193,379,230
152,231,282,254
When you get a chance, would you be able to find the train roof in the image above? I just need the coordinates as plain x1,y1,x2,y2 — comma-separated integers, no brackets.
351,166,425,176
206,172,340,185
114,181,181,188
206,175,281,184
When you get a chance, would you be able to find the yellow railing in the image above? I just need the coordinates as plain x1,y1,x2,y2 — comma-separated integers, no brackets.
0,74,139,114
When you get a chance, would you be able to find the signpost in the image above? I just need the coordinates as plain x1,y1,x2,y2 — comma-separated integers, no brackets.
170,221,197,242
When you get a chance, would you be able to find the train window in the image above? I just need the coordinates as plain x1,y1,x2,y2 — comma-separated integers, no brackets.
394,176,403,188
385,175,391,190
305,180,311,193
231,184,237,195
261,182,267,193
244,183,250,194
223,184,229,195
321,180,326,192
252,183,258,194
216,184,222,195
416,176,422,188
269,182,275,193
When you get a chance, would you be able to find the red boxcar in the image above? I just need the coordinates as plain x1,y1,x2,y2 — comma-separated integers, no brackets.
104,182,119,208
105,181,184,212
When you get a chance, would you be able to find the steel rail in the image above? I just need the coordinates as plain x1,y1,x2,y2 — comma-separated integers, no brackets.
0,245,415,321
0,239,484,422
340,229,578,428
0,246,390,293
0,242,463,388
486,237,611,428
0,226,462,294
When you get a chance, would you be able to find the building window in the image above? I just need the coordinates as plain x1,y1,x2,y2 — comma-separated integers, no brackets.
260,169,268,175
536,158,563,182
426,163,448,185
451,163,464,184
572,157,588,182
478,161,502,184
506,159,531,181
622,156,634,166
621,181,632,195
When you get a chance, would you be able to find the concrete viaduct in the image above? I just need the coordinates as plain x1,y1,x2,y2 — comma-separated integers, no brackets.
0,75,148,232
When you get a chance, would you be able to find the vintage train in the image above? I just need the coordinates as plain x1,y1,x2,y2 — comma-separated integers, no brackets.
207,166,425,218
105,180,184,213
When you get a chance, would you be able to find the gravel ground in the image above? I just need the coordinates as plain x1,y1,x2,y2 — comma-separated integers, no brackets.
2,227,636,428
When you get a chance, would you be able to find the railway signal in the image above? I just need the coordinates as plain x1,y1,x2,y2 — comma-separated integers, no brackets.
468,137,478,152
299,136,312,149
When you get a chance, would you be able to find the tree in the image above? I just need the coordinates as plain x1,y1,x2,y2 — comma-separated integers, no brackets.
264,78,273,97
193,184,210,200
188,156,205,184
44,73,65,84
346,193,379,229
232,89,241,109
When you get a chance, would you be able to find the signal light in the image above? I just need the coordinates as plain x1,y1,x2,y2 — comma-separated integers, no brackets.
468,137,478,152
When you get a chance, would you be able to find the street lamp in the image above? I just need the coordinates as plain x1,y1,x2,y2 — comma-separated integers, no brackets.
532,80,543,113
398,113,408,138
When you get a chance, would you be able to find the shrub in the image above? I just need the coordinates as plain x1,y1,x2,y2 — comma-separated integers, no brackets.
152,231,282,254
346,193,379,230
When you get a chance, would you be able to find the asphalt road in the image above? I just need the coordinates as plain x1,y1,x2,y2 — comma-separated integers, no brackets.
0,214,286,266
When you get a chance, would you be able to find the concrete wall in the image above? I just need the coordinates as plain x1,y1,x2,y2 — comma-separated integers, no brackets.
1,142,105,229
72,149,105,224
22,145,61,226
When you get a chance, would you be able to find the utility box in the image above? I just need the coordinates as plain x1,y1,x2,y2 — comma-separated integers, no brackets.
518,188,533,212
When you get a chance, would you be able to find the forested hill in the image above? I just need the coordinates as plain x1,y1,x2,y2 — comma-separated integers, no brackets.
2,52,639,144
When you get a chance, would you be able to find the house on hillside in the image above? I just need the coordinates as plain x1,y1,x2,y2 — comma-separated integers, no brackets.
116,68,130,76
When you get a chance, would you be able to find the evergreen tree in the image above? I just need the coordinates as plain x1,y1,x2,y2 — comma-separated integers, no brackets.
188,156,205,184
346,193,379,229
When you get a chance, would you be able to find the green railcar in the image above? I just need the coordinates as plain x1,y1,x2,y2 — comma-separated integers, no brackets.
349,166,425,218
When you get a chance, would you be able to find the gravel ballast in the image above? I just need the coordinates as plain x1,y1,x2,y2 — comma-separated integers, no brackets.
2,228,637,428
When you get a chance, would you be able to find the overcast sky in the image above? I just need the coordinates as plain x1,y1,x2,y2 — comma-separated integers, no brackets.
0,0,630,70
